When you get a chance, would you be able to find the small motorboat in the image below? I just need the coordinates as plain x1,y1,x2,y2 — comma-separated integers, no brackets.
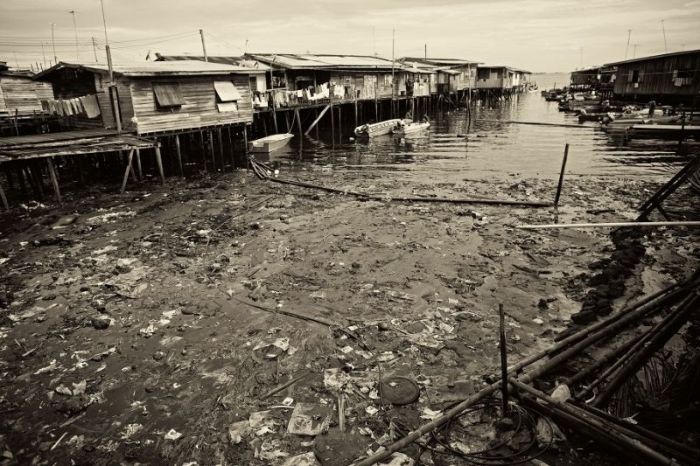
392,120,430,136
248,133,294,153
354,119,403,138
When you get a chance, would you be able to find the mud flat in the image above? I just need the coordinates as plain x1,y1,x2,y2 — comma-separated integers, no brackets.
0,166,697,465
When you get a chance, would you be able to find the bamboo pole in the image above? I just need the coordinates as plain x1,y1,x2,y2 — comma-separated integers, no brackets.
498,303,508,414
265,176,551,207
593,288,700,407
518,221,700,230
478,119,592,129
349,282,679,466
510,379,677,465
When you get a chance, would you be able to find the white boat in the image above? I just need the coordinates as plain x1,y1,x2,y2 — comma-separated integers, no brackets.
392,121,430,136
354,119,404,138
248,133,294,153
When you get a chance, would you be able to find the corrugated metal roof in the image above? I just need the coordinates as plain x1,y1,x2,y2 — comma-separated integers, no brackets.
604,48,700,66
478,65,531,74
155,54,271,71
34,60,262,80
246,53,402,70
400,57,481,66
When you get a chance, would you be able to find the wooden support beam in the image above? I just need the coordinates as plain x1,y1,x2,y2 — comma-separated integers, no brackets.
294,109,302,138
120,148,135,193
217,127,225,172
304,104,330,136
0,176,9,211
174,135,183,177
208,131,216,171
46,157,62,205
135,149,143,180
154,145,165,185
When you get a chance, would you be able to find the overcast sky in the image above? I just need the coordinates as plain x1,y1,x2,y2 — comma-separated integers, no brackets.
1,0,699,72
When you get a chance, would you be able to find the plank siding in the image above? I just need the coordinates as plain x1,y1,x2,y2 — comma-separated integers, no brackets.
0,76,53,115
613,52,700,98
129,75,253,134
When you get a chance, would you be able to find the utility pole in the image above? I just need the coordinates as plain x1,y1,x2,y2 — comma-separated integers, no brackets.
100,0,121,133
69,10,79,60
424,43,427,60
41,41,47,68
661,19,668,52
51,23,58,65
199,29,208,62
391,27,395,105
625,29,631,59
92,37,99,62
632,43,639,58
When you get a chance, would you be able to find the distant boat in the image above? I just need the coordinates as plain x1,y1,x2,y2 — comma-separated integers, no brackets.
392,120,430,136
248,133,294,153
354,119,404,137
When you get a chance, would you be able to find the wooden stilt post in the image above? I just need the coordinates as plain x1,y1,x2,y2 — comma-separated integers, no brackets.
29,163,44,199
554,143,570,206
120,149,135,193
135,149,143,180
174,135,183,176
272,107,279,133
354,97,358,128
154,144,165,185
0,171,9,211
208,130,216,171
217,127,225,172
337,106,342,142
243,125,249,155
330,104,335,144
294,109,302,138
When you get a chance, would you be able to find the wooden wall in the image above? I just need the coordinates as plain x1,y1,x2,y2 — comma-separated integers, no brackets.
0,76,53,115
476,68,505,89
127,74,254,135
613,53,700,98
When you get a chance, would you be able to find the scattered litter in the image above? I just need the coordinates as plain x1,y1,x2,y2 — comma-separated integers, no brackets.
287,403,332,436
282,452,320,466
164,429,182,440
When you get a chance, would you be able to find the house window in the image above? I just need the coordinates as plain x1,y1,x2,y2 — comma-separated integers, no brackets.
249,76,257,92
153,82,184,110
673,68,694,86
384,74,392,86
630,69,642,83
477,68,490,80
214,81,242,112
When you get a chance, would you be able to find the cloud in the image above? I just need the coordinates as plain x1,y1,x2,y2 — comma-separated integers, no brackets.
1,0,698,71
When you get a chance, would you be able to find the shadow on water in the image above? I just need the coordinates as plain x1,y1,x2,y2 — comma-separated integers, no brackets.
264,91,692,180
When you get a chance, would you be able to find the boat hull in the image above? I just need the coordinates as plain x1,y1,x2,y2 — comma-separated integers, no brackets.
392,122,430,136
354,119,403,138
249,133,294,153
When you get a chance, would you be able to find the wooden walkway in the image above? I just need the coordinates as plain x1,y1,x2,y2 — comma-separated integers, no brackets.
0,129,160,211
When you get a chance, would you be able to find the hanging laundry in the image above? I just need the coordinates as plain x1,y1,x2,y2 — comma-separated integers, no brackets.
80,94,101,118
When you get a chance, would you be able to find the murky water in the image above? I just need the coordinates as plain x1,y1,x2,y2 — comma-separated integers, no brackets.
267,73,690,180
